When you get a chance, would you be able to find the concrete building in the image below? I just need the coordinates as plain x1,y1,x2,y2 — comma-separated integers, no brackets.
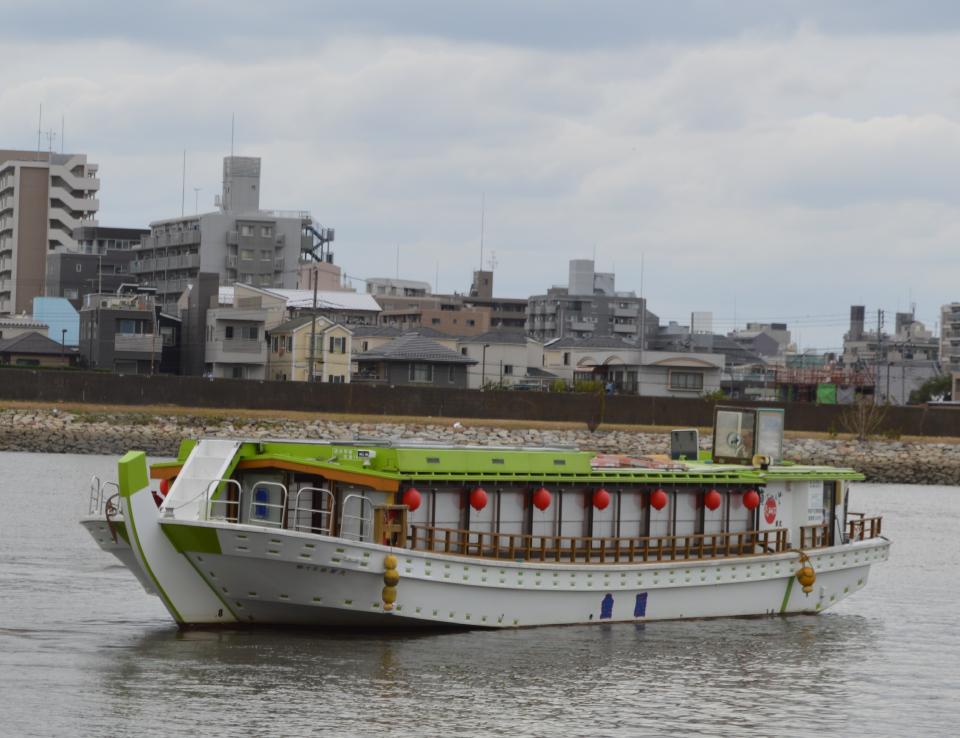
45,225,146,309
526,259,658,344
297,260,352,292
79,291,162,374
368,270,527,335
728,322,794,358
266,315,353,383
178,277,381,379
0,150,100,314
456,331,545,389
0,315,48,340
464,270,528,330
131,156,312,312
366,277,431,297
843,305,939,367
941,303,960,372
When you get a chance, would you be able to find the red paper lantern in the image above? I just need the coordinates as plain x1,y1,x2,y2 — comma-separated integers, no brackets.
650,488,668,511
592,488,611,511
470,486,488,511
532,486,552,511
402,487,422,512
159,478,171,496
704,488,722,511
743,489,760,510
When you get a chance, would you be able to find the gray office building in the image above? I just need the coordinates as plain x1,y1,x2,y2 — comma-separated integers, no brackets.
526,259,658,344
131,156,312,311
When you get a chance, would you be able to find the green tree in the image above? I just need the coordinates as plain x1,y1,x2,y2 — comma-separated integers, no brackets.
908,374,952,404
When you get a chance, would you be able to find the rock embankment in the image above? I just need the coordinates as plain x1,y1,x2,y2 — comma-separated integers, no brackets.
1,408,957,485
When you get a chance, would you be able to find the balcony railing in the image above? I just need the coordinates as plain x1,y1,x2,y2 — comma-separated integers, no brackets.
114,334,160,354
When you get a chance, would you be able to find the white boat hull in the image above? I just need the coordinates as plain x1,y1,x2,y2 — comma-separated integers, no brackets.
160,519,890,628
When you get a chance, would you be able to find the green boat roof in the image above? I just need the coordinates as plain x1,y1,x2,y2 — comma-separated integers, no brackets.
150,438,865,485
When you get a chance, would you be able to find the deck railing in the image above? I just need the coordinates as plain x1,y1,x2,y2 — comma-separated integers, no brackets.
799,524,831,549
847,513,883,541
408,525,789,564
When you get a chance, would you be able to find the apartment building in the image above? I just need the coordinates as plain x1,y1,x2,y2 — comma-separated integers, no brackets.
526,259,658,344
45,226,145,309
131,156,312,312
0,149,100,314
371,270,526,335
843,305,940,367
78,291,163,374
941,303,960,372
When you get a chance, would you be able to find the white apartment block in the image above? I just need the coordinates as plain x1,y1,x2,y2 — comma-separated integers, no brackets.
131,156,312,312
941,303,960,372
0,150,100,314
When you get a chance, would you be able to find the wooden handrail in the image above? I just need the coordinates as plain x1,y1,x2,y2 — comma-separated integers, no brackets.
800,523,830,549
407,524,790,564
847,515,883,541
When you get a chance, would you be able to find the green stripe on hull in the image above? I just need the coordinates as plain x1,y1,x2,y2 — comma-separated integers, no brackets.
162,524,222,555
118,451,185,623
779,574,795,614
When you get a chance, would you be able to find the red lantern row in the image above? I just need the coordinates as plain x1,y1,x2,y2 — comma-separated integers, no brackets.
400,485,760,515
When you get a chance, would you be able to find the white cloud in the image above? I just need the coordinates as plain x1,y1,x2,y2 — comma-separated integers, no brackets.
2,13,959,349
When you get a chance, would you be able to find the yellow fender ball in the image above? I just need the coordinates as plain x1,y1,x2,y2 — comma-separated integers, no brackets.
383,554,398,570
383,569,400,587
382,585,397,605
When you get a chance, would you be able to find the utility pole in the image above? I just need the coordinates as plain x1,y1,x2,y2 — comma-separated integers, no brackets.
308,270,319,382
876,309,884,402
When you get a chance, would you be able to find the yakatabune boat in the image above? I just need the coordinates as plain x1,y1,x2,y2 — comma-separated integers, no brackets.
81,407,889,629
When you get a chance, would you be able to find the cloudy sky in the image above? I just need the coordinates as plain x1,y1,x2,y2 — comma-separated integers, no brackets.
4,1,959,350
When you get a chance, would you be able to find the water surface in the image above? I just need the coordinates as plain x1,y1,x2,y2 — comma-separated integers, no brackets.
0,453,957,737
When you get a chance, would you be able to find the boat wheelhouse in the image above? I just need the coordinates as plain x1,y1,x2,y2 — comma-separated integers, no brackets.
81,407,889,628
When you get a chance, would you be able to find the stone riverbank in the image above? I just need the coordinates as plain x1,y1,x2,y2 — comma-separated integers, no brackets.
1,408,958,485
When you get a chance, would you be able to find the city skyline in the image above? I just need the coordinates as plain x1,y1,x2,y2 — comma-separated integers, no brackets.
3,1,958,349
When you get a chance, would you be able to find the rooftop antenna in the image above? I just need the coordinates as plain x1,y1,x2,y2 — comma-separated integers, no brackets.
43,129,57,155
435,260,439,293
639,252,645,364
230,113,235,157
60,115,64,153
181,149,186,217
395,244,399,279
36,104,42,161
487,250,498,272
479,193,485,272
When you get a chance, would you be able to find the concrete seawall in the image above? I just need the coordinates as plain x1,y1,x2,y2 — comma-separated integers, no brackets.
1,408,958,485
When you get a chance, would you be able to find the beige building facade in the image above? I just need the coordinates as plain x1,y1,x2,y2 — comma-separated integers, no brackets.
0,150,100,314
267,315,353,382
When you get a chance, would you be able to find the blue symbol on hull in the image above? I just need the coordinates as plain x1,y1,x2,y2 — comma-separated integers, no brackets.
634,592,648,618
600,593,614,619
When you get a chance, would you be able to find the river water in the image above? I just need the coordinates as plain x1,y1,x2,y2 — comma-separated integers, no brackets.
0,452,958,737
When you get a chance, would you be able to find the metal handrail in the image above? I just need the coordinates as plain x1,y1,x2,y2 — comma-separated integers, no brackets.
203,479,243,521
340,494,373,542
292,487,335,535
248,481,288,528
88,476,120,516
88,475,101,515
